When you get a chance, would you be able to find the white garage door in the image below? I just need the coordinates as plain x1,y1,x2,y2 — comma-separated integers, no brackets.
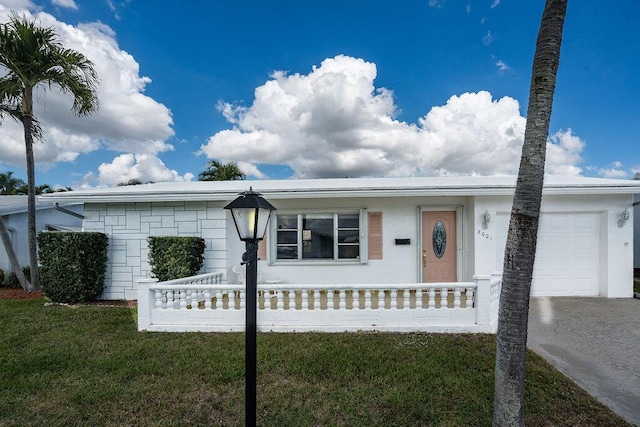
496,212,601,297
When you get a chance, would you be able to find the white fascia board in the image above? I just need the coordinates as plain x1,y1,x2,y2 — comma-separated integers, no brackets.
38,176,640,204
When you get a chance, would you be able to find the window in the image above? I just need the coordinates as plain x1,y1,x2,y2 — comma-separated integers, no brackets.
274,212,362,261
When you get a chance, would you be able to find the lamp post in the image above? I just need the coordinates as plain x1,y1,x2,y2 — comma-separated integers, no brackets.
224,188,276,426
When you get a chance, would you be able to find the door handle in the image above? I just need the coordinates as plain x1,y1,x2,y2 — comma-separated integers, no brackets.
422,250,427,267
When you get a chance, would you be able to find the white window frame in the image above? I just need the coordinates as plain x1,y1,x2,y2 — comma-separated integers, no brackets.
270,209,368,265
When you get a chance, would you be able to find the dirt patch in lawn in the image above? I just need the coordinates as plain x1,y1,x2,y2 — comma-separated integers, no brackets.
0,287,44,300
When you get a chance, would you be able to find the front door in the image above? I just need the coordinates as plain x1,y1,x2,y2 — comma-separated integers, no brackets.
422,211,457,283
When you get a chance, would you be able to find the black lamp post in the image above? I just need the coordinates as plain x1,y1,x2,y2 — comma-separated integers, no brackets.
224,188,276,426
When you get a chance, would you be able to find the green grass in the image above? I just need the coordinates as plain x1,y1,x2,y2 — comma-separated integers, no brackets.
0,299,629,426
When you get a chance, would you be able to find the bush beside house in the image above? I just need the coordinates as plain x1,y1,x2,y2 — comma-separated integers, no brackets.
3,267,31,288
147,236,206,281
38,232,108,303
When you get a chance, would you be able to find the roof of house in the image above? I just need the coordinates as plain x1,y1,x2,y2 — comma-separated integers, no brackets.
39,175,640,204
0,195,81,216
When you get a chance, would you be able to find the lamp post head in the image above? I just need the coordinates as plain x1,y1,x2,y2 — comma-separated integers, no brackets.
224,187,277,241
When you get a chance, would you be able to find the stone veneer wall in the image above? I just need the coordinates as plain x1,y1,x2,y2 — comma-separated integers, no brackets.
83,201,227,300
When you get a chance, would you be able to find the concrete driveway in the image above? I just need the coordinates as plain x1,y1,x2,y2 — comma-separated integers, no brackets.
527,297,640,425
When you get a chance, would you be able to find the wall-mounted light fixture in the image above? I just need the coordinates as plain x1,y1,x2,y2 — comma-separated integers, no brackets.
481,210,491,230
618,208,630,228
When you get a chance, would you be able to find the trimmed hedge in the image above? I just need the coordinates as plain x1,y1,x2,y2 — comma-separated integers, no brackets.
148,236,206,282
38,232,109,303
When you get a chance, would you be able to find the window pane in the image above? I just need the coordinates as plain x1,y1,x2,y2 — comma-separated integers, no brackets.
338,214,359,229
277,231,297,244
338,229,359,244
338,245,360,259
302,215,334,259
276,215,297,229
277,246,298,259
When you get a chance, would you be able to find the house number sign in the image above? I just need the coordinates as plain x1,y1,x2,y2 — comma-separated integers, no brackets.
432,221,446,258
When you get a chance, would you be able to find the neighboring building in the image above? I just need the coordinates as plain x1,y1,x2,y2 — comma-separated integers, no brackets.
0,196,84,272
41,176,639,301
634,194,640,277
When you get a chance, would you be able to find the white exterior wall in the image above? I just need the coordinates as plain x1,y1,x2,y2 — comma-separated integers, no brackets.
0,205,83,272
246,196,473,286
83,201,228,300
83,191,633,300
473,193,633,298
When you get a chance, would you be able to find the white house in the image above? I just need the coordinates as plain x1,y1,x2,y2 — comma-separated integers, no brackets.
41,176,638,332
0,195,83,273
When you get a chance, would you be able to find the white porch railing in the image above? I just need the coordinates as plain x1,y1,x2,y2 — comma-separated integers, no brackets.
137,272,502,333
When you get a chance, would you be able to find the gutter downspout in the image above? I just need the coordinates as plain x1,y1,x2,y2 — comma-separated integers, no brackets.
54,203,85,219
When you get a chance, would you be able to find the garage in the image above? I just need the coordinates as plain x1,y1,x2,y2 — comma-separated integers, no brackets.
496,212,602,297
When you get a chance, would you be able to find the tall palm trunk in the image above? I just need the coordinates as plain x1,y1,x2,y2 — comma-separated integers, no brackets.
0,216,32,291
493,1,567,425
22,87,40,290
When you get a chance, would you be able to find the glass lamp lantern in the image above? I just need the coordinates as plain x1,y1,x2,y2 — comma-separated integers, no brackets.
224,188,276,241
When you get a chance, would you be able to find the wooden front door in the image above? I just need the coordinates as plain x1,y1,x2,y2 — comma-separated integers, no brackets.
422,211,457,283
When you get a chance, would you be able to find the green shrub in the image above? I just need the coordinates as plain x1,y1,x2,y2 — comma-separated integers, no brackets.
4,266,31,289
148,236,206,282
38,232,109,303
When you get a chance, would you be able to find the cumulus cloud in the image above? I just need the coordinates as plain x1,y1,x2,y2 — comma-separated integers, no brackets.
0,6,174,178
595,161,627,179
201,55,585,179
89,154,193,187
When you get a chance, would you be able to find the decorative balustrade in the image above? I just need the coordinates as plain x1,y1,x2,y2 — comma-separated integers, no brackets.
138,273,502,333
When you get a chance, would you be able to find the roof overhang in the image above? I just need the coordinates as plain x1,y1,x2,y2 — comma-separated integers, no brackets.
38,175,640,204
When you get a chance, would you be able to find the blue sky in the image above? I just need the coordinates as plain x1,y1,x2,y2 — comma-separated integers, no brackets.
0,0,639,188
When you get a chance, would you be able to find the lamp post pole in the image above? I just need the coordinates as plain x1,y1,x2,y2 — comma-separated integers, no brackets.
244,240,258,427
224,188,276,427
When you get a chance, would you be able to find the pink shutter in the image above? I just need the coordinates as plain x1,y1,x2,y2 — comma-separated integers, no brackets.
368,212,383,260
258,234,267,260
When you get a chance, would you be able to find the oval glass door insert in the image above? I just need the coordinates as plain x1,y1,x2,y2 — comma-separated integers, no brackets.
432,221,446,258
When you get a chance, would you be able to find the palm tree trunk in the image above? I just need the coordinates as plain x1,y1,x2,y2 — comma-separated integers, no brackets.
493,1,567,425
22,88,40,291
0,216,33,292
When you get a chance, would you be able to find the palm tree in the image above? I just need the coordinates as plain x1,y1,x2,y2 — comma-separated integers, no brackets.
0,171,25,194
198,160,246,181
493,0,568,425
0,14,98,290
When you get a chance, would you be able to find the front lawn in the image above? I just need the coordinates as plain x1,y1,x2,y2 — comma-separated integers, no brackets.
0,299,628,426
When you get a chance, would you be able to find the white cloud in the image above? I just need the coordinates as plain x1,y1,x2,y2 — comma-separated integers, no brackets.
0,0,36,8
483,30,495,46
428,0,445,9
236,161,268,179
490,0,500,8
91,154,193,187
0,6,174,169
496,60,510,72
51,0,78,10
201,55,585,179
545,129,584,176
595,161,627,179
466,4,471,13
